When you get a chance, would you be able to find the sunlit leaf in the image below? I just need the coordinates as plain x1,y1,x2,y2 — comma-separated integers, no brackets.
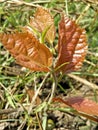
0,32,52,72
30,7,55,44
55,15,88,73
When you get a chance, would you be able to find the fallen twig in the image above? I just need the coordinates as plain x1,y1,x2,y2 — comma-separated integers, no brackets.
67,73,98,90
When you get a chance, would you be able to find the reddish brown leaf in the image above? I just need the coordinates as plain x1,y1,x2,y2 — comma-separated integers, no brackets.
53,97,98,116
53,97,98,122
66,97,98,116
55,15,88,73
30,7,55,44
0,32,52,72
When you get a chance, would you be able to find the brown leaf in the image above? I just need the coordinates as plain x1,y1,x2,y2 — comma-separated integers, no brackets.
53,97,98,116
0,32,52,72
66,97,98,116
55,15,88,73
53,97,98,122
30,6,55,44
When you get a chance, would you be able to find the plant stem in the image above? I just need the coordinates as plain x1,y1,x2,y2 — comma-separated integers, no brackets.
65,0,68,16
48,72,58,104
42,71,58,130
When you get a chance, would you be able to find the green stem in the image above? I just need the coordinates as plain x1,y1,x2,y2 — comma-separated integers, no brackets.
65,0,68,16
42,71,58,130
48,72,57,104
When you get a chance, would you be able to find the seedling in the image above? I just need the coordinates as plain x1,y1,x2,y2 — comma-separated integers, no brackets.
0,6,97,130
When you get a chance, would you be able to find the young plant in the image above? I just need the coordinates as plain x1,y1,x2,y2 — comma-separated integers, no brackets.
0,6,87,73
0,6,97,128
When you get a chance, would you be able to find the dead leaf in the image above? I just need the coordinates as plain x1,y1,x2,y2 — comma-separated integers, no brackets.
30,6,55,44
0,32,52,72
65,97,98,116
53,97,98,121
55,15,88,73
53,97,98,122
